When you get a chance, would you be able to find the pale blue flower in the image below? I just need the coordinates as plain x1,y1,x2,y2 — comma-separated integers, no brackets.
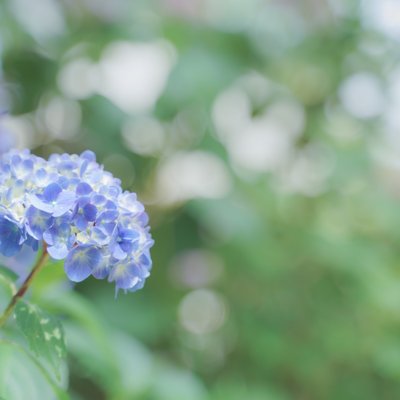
0,149,154,292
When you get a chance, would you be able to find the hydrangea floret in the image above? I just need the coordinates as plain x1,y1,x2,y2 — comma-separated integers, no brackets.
0,149,154,293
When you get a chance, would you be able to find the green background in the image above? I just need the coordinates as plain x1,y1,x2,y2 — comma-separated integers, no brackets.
1,0,399,398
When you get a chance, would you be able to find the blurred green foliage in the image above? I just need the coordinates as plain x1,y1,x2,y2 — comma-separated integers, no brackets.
1,0,400,399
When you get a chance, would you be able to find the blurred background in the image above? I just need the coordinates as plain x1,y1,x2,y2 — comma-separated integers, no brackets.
1,0,400,398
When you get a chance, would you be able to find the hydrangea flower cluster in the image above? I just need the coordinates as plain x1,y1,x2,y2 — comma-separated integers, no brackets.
0,149,154,292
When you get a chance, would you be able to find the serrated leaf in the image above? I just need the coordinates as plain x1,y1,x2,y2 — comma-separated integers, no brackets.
0,340,69,400
14,301,66,380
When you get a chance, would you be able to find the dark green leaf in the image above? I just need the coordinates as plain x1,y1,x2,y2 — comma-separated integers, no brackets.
14,300,66,380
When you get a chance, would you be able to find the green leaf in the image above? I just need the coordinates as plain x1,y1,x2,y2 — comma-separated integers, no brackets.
43,292,121,395
0,340,69,400
45,292,153,398
0,266,18,283
14,300,67,381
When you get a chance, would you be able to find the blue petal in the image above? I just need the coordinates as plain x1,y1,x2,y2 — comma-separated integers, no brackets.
34,168,49,186
80,150,96,162
112,243,127,260
101,222,117,236
75,215,88,231
106,186,121,198
0,216,23,257
42,183,62,202
76,182,93,196
22,159,34,171
77,196,90,208
25,207,54,240
12,159,33,178
127,262,150,279
97,210,119,223
52,191,76,217
43,220,72,247
47,243,69,260
58,160,77,172
42,229,55,245
137,212,149,225
92,257,111,279
91,227,109,246
57,176,70,189
128,279,146,292
92,194,107,206
119,240,137,254
119,228,139,242
105,200,117,210
83,204,97,222
108,262,140,290
25,236,39,252
29,195,54,214
139,250,152,270
64,245,101,282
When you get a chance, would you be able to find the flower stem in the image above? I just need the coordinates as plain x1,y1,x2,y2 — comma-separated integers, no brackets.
0,243,49,329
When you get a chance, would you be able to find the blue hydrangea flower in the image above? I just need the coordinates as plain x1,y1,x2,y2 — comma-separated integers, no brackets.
0,149,154,293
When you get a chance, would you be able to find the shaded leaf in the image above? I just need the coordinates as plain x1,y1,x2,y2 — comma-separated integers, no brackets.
14,300,66,380
0,266,18,283
0,340,69,400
